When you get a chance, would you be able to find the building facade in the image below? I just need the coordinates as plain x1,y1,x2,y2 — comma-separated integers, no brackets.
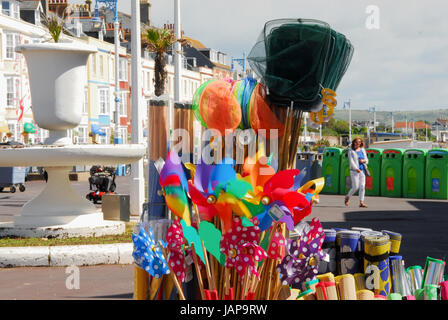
0,0,226,146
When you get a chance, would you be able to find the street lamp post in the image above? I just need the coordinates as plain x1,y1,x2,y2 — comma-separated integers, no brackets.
130,0,145,216
113,4,120,145
173,0,182,137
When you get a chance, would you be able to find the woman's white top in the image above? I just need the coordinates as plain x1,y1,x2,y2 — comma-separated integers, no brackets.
348,148,368,171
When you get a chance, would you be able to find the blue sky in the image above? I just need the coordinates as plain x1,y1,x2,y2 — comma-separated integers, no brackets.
71,0,448,112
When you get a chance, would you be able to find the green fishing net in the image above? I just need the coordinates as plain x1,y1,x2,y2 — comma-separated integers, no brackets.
248,19,354,111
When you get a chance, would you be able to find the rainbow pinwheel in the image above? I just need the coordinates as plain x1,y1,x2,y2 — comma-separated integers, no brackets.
276,218,326,287
159,151,191,225
132,224,170,279
251,169,310,231
188,160,254,233
220,217,267,277
166,219,186,282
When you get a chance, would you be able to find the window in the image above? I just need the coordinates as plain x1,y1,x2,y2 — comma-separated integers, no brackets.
148,71,152,92
83,87,88,114
37,127,48,143
91,55,96,76
77,126,88,144
6,77,19,108
13,2,18,19
99,127,110,145
119,58,127,81
6,33,14,60
119,92,127,116
119,127,128,144
99,55,104,78
35,9,41,26
2,1,10,16
98,88,110,114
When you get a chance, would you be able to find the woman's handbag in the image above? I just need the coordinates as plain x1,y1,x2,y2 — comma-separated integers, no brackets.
363,166,371,177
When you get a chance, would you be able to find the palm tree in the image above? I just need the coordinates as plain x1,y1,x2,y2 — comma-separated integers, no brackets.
143,27,176,97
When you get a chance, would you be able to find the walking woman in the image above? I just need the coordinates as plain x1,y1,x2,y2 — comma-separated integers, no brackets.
345,137,369,208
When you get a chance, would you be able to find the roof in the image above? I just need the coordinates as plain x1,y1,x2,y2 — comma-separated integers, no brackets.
183,36,207,49
181,45,214,69
394,121,431,129
18,0,42,10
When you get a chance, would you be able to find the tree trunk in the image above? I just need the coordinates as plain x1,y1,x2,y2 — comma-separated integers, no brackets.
154,52,167,97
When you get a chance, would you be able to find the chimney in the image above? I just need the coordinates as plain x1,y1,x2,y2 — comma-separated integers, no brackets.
85,0,92,12
140,0,151,26
41,0,49,15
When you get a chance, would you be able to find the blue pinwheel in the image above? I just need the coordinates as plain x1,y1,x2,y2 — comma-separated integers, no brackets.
132,224,170,279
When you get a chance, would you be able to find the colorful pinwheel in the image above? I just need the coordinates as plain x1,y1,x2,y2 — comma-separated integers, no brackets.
220,217,267,277
266,224,286,261
291,177,325,225
159,151,191,225
276,218,326,288
166,219,186,282
188,160,254,233
132,224,170,279
251,169,310,231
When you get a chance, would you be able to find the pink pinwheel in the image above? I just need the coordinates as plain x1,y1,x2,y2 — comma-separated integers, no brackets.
266,225,286,261
276,218,326,288
220,217,267,277
166,218,186,282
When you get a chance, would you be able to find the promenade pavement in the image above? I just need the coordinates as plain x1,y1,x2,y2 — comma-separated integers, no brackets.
1,177,448,299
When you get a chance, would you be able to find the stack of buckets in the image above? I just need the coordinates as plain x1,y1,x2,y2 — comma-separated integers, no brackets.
321,147,448,199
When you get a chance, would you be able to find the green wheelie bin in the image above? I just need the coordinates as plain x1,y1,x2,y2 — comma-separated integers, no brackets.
402,149,427,198
339,148,351,195
322,147,343,194
425,148,448,199
365,148,383,196
380,148,404,197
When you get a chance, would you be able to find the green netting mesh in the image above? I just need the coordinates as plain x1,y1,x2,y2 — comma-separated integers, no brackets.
248,18,354,111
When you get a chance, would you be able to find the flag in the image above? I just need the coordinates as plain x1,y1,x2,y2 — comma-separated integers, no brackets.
17,97,25,123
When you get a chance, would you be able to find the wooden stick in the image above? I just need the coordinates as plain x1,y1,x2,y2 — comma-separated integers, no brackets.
159,241,185,300
241,267,250,299
265,259,274,299
190,242,206,300
201,239,215,291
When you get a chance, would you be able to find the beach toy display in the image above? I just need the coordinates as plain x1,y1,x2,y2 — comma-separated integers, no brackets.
336,230,361,274
363,233,392,297
133,17,448,302
318,228,337,274
248,18,353,112
192,79,242,136
421,256,446,287
406,265,423,295
389,256,412,297
381,230,402,255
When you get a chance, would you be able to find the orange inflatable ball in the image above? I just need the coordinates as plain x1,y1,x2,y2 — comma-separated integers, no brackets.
249,83,284,139
199,80,242,136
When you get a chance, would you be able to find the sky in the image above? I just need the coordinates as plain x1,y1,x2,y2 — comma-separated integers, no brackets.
71,0,448,112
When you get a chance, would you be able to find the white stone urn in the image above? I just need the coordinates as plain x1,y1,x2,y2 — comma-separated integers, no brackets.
16,42,97,145
0,42,146,235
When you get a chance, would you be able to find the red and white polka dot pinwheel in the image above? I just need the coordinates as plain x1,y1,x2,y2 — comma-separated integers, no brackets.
166,219,186,282
220,217,267,278
267,225,286,261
